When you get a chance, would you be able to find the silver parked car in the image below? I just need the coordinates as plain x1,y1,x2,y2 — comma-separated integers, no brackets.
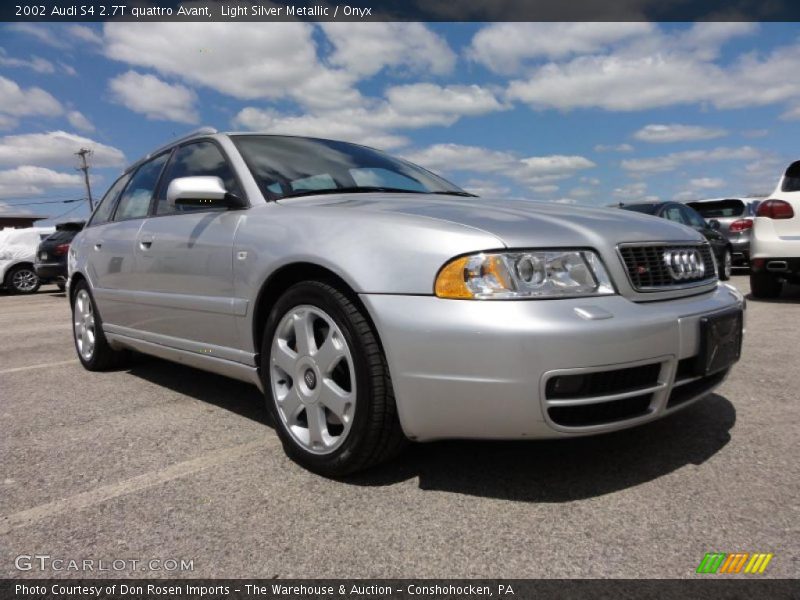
68,130,745,475
686,198,761,265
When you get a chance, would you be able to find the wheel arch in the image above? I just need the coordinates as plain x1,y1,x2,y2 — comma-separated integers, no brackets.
251,262,385,361
68,271,88,306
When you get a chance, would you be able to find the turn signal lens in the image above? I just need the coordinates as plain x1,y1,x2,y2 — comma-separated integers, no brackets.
757,199,794,219
434,250,615,299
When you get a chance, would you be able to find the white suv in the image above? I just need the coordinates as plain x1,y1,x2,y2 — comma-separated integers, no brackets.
750,160,800,298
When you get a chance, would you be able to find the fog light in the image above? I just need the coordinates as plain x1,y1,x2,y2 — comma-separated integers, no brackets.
548,374,587,398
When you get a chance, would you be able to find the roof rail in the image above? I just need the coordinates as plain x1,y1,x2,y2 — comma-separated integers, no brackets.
125,126,218,173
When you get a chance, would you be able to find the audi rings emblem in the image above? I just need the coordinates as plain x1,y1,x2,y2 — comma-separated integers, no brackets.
663,249,705,280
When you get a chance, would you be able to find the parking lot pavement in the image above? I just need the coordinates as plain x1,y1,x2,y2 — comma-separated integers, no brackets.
1,275,798,579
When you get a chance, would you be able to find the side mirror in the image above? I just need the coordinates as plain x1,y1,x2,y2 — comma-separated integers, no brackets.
166,176,245,209
708,219,721,230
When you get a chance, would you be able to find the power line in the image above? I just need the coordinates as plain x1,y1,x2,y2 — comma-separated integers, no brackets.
47,200,87,222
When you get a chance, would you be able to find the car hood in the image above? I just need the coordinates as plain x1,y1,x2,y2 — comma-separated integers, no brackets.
278,194,703,248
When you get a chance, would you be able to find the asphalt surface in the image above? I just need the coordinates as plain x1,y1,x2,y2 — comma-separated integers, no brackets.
1,273,798,579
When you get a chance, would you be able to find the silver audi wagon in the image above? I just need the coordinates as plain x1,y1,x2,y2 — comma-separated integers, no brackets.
68,129,745,475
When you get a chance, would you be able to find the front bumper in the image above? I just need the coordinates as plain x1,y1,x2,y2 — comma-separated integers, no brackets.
361,284,744,441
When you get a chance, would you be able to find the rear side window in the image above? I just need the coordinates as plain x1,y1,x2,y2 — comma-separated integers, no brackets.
113,153,169,221
44,230,79,243
89,174,130,226
155,141,241,215
782,161,800,192
687,199,745,218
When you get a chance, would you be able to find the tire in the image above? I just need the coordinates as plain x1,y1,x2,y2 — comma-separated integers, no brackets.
719,248,732,281
750,270,782,299
261,281,406,476
71,280,128,371
5,264,40,294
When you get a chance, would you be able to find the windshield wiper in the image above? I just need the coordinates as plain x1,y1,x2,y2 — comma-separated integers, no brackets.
432,190,478,197
278,186,427,200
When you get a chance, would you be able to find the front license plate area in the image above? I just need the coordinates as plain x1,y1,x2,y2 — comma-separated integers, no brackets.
696,310,743,376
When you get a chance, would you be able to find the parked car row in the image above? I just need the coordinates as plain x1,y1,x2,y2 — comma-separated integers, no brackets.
0,221,83,294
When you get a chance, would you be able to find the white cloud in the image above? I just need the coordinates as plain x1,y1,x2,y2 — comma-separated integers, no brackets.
531,184,559,194
0,131,126,168
741,129,768,138
233,83,506,150
0,75,62,117
0,166,83,198
109,71,198,124
621,146,762,175
468,23,653,74
0,115,17,131
104,22,360,111
0,49,55,74
67,24,103,45
613,181,659,203
462,179,511,197
633,124,728,143
689,177,725,189
320,22,456,77
402,143,595,187
66,110,95,133
505,25,800,114
7,24,69,49
594,143,633,152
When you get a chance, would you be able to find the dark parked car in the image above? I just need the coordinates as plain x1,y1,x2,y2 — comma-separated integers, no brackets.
686,198,760,266
618,202,732,280
35,221,84,291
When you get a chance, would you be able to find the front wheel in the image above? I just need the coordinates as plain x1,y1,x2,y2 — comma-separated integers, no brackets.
6,264,40,294
261,281,406,476
719,249,732,281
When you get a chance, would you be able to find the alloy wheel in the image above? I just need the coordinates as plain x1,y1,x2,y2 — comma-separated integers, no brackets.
270,305,356,455
12,268,38,293
73,289,96,361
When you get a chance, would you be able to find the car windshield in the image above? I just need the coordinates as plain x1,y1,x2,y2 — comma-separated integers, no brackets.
232,135,472,200
687,199,745,218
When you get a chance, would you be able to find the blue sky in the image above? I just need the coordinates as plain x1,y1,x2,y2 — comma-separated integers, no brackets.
2,21,800,224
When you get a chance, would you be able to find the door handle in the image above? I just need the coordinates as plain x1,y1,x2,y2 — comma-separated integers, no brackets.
138,235,154,251
93,243,102,251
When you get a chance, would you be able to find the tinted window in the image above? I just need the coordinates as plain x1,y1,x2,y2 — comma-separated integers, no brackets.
233,135,466,200
782,161,800,192
114,154,169,221
89,174,130,226
620,204,658,215
663,205,687,224
687,199,745,218
680,205,707,228
155,141,242,215
44,230,79,243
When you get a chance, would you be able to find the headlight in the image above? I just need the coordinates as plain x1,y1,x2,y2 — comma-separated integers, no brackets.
435,250,615,299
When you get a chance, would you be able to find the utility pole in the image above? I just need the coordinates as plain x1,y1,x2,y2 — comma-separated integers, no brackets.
75,148,94,211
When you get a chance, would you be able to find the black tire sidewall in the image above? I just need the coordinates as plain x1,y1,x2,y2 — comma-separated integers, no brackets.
261,282,379,475
750,271,782,299
7,265,40,294
720,249,731,281
71,281,111,370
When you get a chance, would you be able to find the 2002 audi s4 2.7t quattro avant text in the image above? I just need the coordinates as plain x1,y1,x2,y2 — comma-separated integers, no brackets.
68,130,745,475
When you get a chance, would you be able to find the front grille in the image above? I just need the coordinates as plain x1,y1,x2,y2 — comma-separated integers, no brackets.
619,243,716,291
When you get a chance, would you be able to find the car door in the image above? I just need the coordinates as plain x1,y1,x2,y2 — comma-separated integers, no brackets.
83,155,170,329
131,140,247,354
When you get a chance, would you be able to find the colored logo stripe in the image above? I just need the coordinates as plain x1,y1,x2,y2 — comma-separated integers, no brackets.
697,552,774,574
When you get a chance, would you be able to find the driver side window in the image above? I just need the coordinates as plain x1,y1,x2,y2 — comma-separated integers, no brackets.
663,205,687,225
155,141,242,215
